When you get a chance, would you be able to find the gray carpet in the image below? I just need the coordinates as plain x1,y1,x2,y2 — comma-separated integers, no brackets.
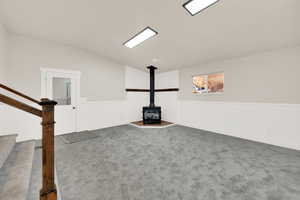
0,134,16,169
26,146,42,200
61,127,117,144
0,141,35,200
61,130,95,144
55,125,300,200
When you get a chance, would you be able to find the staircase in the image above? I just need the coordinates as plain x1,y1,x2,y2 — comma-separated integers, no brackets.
0,83,58,200
0,135,35,200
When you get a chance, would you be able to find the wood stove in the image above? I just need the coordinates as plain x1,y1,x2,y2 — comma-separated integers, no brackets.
143,66,161,124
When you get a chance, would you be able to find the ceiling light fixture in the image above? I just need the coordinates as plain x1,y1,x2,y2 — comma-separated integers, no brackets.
123,27,158,48
183,0,220,16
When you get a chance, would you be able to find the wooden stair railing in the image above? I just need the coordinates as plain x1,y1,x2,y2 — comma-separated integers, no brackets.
0,83,57,200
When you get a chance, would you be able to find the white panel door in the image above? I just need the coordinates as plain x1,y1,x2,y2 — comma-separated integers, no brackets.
43,69,80,135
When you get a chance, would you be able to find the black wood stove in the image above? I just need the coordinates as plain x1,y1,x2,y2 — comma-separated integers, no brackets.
143,66,161,124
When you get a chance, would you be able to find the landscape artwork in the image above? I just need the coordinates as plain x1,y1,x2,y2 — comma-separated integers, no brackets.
193,72,224,94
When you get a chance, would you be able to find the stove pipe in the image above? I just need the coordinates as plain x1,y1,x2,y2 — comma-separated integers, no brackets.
147,65,157,108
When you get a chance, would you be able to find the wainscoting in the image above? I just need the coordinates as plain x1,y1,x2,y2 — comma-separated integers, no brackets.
178,101,300,151
0,92,149,141
2,94,300,151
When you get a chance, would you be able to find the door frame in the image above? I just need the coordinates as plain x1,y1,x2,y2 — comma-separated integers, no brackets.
40,67,81,132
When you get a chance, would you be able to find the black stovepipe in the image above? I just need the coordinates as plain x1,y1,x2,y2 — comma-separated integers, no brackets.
147,65,157,108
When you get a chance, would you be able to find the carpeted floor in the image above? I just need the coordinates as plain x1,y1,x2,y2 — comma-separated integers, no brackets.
55,125,300,200
60,127,115,144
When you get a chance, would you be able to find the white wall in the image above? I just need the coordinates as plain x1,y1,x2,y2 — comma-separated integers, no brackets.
2,33,300,151
156,71,179,123
6,34,125,101
125,67,148,89
0,105,41,141
0,66,148,141
124,67,148,122
172,46,300,150
77,67,149,132
0,34,149,141
124,68,180,124
180,46,300,104
0,23,8,83
178,101,300,150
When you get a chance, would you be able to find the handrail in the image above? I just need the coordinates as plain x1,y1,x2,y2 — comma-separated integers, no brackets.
0,83,41,104
0,94,42,117
0,83,57,200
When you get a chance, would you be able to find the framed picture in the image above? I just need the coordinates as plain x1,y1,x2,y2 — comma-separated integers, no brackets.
192,72,224,94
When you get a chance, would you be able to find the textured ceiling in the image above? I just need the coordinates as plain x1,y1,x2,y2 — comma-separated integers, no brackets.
0,0,299,71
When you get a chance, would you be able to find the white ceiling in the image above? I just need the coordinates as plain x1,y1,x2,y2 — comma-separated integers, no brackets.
0,0,299,71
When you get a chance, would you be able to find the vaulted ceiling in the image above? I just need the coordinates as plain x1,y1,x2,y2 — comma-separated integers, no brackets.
0,0,299,71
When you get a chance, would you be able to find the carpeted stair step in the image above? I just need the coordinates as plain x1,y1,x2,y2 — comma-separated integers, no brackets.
0,134,17,170
27,142,62,200
26,146,42,200
0,140,35,200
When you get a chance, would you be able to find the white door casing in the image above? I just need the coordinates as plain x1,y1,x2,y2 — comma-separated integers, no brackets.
41,68,81,135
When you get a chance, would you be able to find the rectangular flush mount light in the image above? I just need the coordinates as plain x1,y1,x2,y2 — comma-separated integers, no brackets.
123,27,158,48
183,0,220,16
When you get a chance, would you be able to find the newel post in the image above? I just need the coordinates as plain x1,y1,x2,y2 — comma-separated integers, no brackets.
39,98,57,200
